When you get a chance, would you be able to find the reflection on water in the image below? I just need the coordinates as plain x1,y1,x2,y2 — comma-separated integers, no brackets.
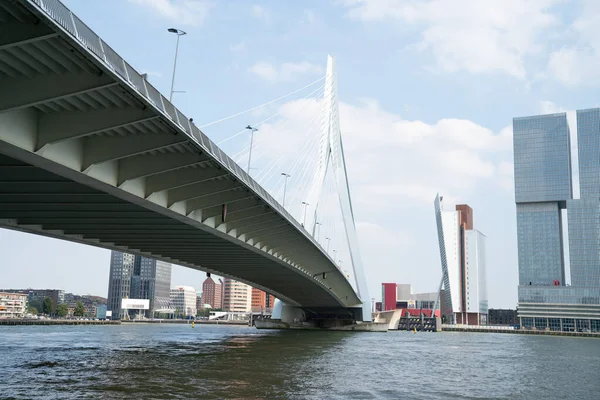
1,324,600,399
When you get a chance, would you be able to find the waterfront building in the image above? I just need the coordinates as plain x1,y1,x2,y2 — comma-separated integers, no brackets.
129,256,172,317
513,110,600,332
381,283,397,311
201,277,222,309
222,279,252,313
250,288,276,313
107,251,135,319
0,289,65,314
170,286,197,317
488,309,518,326
196,292,202,311
434,196,488,325
107,251,172,319
0,292,27,318
379,283,450,317
96,304,107,319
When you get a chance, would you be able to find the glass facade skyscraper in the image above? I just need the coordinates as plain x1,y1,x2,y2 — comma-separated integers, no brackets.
513,111,600,332
513,113,572,203
107,251,172,319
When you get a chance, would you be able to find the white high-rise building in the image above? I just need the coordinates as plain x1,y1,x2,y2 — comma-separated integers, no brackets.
435,194,488,325
222,279,252,313
170,286,197,317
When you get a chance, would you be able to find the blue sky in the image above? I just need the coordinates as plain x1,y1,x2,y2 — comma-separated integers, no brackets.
3,0,599,308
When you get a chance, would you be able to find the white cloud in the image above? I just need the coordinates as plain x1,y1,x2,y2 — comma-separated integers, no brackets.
128,0,212,26
342,0,560,79
230,41,246,53
547,1,600,86
497,161,515,192
540,100,567,114
303,9,317,25
251,4,272,22
243,96,512,210
249,61,323,82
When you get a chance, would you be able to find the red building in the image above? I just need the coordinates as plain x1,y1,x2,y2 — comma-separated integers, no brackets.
201,277,222,309
251,287,276,312
381,283,397,311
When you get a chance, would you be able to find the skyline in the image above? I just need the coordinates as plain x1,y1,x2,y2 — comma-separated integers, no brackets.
4,0,600,308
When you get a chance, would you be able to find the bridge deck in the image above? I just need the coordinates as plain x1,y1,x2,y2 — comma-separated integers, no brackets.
0,0,362,312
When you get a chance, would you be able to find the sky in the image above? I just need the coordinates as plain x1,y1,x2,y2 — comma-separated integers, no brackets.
2,0,600,308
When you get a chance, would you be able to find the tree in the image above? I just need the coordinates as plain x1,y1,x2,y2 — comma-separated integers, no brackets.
56,303,68,318
42,297,54,315
73,301,85,317
28,300,41,314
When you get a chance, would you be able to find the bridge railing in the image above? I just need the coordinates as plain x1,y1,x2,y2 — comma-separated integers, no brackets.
26,0,332,267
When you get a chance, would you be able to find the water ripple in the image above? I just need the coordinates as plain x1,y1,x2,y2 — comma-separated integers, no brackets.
1,325,600,399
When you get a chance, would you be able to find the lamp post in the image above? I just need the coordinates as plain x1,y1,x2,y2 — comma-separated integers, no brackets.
332,249,337,262
245,125,258,174
167,28,186,102
325,237,331,253
315,221,322,241
281,172,290,208
301,201,309,227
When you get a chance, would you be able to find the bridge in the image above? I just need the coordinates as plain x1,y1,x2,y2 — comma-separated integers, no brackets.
0,0,371,325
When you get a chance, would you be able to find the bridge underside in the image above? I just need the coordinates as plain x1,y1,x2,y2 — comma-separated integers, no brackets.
0,152,353,310
0,0,366,319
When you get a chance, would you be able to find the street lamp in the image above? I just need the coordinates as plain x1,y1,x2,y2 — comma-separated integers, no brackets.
245,125,258,174
332,249,337,261
325,237,331,253
301,201,309,227
315,221,322,241
167,28,187,102
281,172,291,208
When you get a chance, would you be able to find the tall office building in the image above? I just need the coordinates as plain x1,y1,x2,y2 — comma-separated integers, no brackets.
107,251,172,319
434,195,488,325
130,256,172,317
107,251,135,319
513,111,600,332
222,278,252,313
201,277,222,309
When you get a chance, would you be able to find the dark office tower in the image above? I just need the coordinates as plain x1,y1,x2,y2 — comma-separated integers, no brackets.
129,256,172,318
513,111,600,333
107,251,135,319
107,251,171,319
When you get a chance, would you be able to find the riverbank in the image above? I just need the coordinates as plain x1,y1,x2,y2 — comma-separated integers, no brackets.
0,318,250,326
121,319,248,326
0,319,120,326
442,325,600,338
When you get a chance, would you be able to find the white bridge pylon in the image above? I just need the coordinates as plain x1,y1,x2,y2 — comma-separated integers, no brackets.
306,55,371,318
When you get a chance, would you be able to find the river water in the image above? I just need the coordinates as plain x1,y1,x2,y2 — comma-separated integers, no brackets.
1,324,599,399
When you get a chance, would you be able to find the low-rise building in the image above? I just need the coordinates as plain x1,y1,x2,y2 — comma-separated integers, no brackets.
0,292,28,318
170,286,197,317
488,309,518,326
0,288,65,314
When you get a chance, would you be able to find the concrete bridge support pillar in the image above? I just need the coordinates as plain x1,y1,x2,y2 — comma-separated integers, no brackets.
271,299,309,325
